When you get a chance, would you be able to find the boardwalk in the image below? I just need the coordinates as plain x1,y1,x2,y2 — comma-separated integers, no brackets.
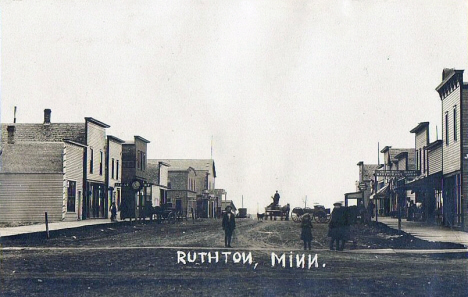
378,217,468,246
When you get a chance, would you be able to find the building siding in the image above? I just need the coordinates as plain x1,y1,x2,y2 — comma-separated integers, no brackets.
0,173,64,222
428,146,442,176
415,128,429,174
107,139,122,214
442,85,461,174
108,140,122,188
87,122,107,183
461,86,468,224
134,138,148,180
64,143,84,218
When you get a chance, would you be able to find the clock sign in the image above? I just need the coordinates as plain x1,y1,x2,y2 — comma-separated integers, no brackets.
131,180,141,191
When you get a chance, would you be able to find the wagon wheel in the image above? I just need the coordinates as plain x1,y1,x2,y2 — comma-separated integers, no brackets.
291,207,302,222
291,212,301,222
314,210,330,223
167,211,176,224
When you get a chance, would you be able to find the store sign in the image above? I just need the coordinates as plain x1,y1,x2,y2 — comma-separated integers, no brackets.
358,182,367,191
115,181,152,188
374,170,420,178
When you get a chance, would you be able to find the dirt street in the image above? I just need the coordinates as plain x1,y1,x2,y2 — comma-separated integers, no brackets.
0,219,467,296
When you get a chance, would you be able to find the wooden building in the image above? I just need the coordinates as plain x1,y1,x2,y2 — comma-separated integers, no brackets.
0,140,85,222
435,68,468,228
120,136,151,220
0,109,112,222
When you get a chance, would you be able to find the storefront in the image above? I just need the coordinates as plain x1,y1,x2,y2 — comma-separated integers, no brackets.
85,182,106,219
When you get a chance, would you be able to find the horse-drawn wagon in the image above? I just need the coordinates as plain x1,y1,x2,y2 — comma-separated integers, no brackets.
150,203,187,223
291,205,331,223
264,203,290,220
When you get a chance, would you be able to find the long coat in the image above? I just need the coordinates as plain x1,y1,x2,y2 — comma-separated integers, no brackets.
300,219,313,241
222,212,236,233
328,207,348,239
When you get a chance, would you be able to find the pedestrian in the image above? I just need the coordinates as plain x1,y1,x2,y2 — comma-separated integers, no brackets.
110,202,117,222
328,202,347,251
222,206,236,248
407,201,415,221
367,200,375,220
358,201,366,224
300,213,313,250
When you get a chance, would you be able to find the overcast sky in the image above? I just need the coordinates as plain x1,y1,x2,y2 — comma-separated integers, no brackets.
1,0,467,212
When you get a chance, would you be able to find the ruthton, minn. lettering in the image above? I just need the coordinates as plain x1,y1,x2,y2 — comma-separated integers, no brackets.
176,251,324,270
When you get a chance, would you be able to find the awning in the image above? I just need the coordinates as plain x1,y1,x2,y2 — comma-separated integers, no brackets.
370,184,389,199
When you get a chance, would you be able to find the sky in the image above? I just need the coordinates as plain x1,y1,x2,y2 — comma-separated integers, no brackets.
0,0,467,212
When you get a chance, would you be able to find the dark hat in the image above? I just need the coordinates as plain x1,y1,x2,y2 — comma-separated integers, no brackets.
333,202,342,206
225,205,232,211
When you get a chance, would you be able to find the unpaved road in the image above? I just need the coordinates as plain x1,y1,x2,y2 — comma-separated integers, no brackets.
0,219,467,296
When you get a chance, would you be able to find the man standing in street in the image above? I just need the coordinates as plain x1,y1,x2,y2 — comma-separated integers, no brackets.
222,206,236,248
328,202,348,251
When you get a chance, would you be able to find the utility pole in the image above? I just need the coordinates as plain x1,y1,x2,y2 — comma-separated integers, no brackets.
304,195,307,208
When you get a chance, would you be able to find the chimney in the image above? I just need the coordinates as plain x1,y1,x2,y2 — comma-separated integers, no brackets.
44,109,51,125
7,126,15,144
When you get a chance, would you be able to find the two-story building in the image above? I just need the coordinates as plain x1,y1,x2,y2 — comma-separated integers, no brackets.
146,160,170,209
106,135,125,218
435,68,468,228
372,146,415,216
348,161,380,208
156,159,220,218
120,136,151,220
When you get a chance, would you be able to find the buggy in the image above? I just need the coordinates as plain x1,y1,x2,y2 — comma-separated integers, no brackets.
291,205,331,223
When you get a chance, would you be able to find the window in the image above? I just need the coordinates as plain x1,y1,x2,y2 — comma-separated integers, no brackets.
422,149,425,173
137,150,141,169
445,112,449,145
67,181,77,212
90,148,94,174
416,150,419,170
99,151,103,176
454,106,458,141
111,158,115,179
116,160,120,180
142,152,146,171
419,148,422,173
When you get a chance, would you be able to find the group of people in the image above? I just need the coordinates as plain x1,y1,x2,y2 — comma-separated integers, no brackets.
327,202,349,251
300,201,352,251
